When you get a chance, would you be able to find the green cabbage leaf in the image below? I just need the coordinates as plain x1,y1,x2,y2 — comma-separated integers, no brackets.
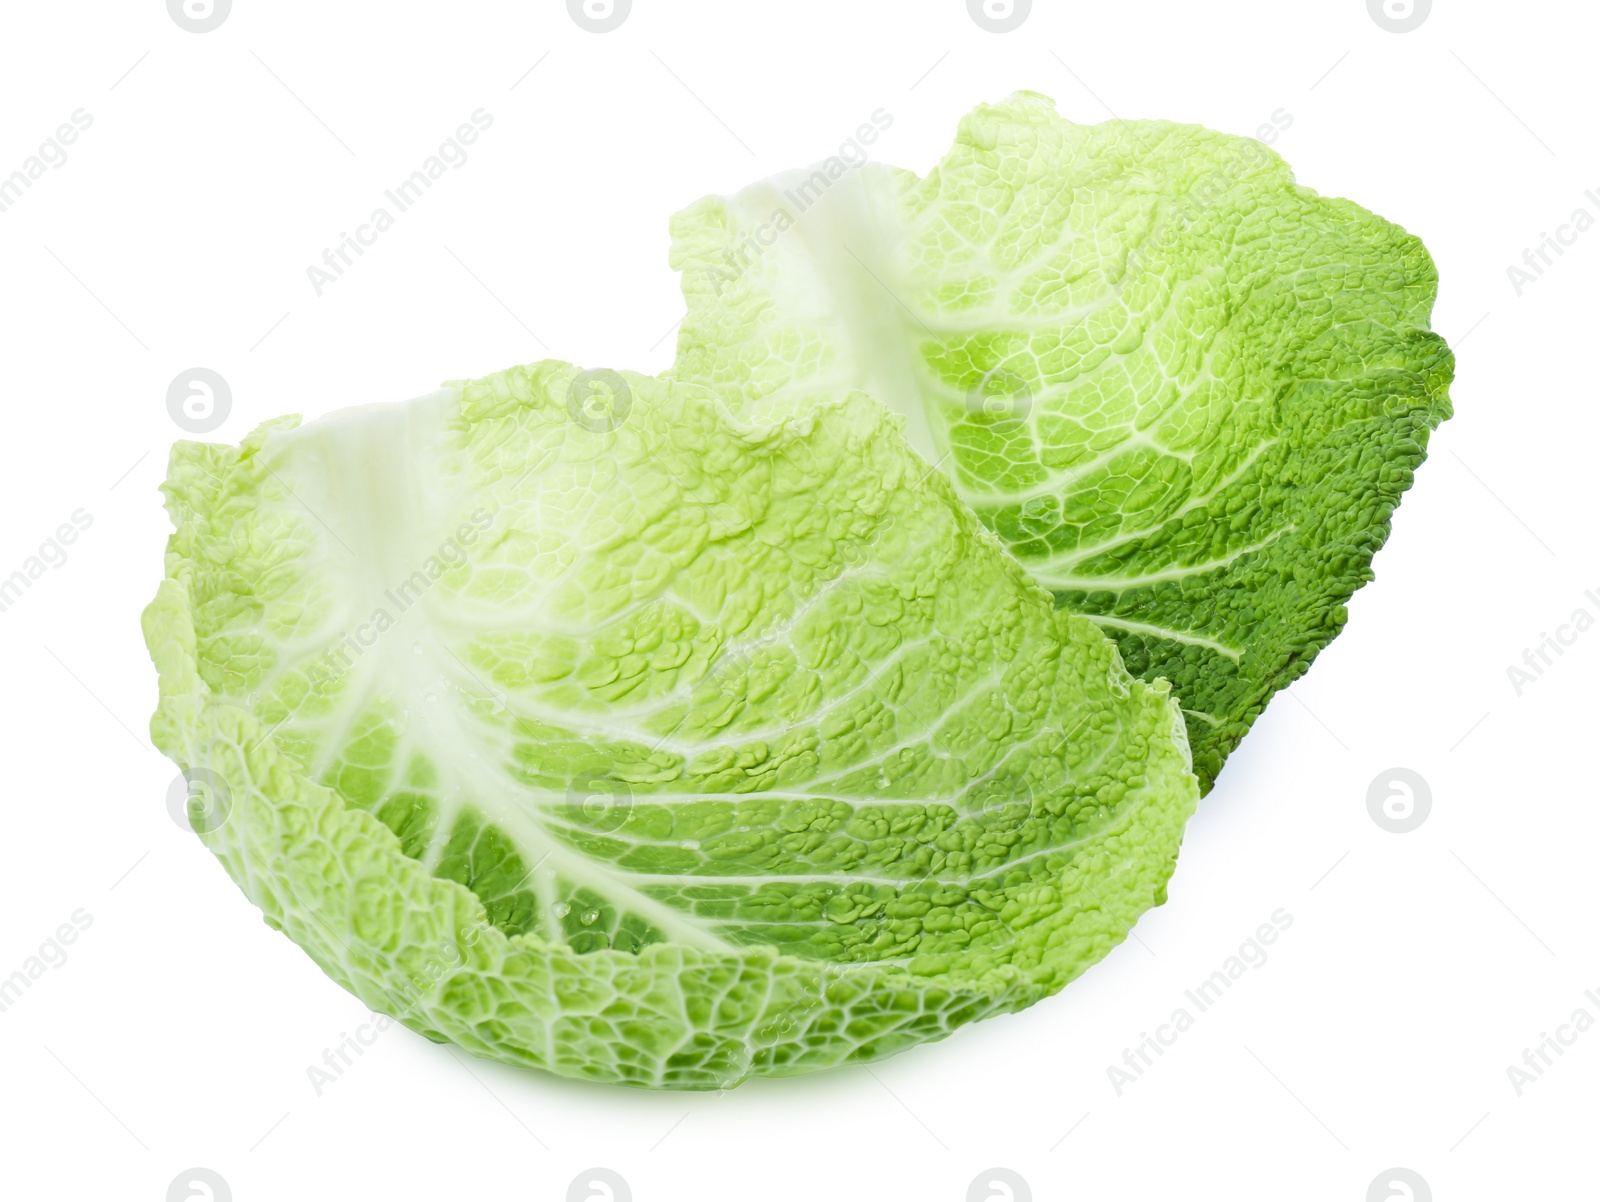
667,92,1453,788
144,361,1198,1088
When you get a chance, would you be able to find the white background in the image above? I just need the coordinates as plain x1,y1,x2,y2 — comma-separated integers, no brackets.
0,1,1593,1199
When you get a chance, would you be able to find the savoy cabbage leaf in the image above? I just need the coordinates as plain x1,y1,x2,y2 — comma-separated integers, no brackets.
667,92,1454,789
144,361,1198,1088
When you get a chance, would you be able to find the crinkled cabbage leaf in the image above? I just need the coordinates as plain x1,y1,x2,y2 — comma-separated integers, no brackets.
667,92,1453,789
144,361,1198,1088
